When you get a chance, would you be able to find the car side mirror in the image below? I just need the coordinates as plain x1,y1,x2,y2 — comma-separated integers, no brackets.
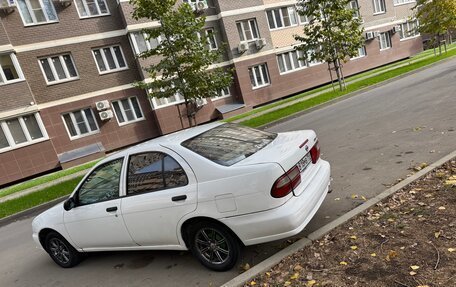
63,197,76,211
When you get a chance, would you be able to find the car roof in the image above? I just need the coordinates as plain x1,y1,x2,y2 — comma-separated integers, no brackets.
101,121,225,162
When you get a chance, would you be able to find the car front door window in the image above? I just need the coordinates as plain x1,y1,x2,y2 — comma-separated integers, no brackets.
77,158,123,205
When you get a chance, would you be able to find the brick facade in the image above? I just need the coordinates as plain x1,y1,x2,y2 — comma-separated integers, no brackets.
0,0,422,186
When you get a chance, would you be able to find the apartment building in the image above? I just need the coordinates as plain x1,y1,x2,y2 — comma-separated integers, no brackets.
0,0,422,186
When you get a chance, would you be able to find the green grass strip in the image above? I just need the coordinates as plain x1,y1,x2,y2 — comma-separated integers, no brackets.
0,161,96,199
0,177,82,219
241,49,456,128
226,43,456,123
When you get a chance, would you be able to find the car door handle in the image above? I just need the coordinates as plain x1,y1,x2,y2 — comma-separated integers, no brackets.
172,195,187,202
106,206,118,212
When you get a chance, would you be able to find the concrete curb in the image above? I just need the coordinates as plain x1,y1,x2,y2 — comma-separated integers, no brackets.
0,195,68,228
221,149,456,287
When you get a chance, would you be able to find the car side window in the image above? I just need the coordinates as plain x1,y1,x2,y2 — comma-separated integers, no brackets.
127,152,188,195
77,158,123,205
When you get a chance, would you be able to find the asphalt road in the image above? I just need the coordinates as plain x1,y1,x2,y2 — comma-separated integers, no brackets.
1,57,456,287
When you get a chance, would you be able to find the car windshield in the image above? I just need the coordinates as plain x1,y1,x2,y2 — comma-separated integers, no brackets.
181,123,277,166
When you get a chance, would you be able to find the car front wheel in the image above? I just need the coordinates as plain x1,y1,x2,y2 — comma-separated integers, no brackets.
189,222,240,271
45,232,82,268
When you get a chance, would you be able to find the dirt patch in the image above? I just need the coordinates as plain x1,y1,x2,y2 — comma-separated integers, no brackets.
244,160,456,287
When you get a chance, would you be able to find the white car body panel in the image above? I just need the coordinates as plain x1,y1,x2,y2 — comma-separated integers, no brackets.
32,122,330,257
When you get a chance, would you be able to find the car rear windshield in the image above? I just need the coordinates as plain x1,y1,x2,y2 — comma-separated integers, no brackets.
181,123,277,166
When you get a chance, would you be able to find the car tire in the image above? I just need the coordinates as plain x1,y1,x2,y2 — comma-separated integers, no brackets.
188,221,240,271
45,232,83,268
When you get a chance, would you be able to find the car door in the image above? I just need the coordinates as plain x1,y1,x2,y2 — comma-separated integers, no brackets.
120,149,197,247
63,157,135,250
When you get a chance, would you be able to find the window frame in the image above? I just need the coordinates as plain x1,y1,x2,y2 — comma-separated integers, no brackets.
112,96,145,126
91,45,128,75
129,32,162,55
211,87,231,101
351,46,367,59
277,49,307,75
38,54,79,85
267,6,298,30
62,108,100,140
393,0,415,6
399,19,420,40
0,113,48,153
372,0,386,14
0,53,25,86
150,92,185,109
17,0,59,26
205,28,218,50
74,0,110,19
379,32,392,50
126,151,189,197
236,19,260,43
248,63,270,89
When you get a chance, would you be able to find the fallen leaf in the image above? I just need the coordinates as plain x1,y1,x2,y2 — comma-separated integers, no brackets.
242,263,251,271
371,253,377,257
339,261,348,265
307,280,317,287
417,285,430,287
410,265,420,270
334,197,341,201
361,196,367,201
351,194,359,199
350,246,358,250
438,206,446,210
410,271,417,276
266,272,271,277
294,265,303,271
250,281,256,286
284,281,292,286
448,248,456,252
290,273,299,280
386,250,398,261
350,235,357,240
434,231,441,239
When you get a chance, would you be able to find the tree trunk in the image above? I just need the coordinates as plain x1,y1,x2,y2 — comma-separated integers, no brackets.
338,58,346,90
327,62,336,92
438,34,442,56
333,60,343,91
184,98,193,128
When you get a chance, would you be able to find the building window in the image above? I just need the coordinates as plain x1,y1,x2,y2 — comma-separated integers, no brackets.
349,0,360,18
372,0,386,14
379,32,392,50
62,108,99,139
112,97,144,125
0,54,24,85
236,19,260,42
17,0,58,26
130,32,161,55
352,46,367,59
212,87,231,101
393,0,415,5
248,63,270,89
92,45,127,74
0,113,47,152
39,54,79,85
277,50,307,74
266,6,298,30
151,92,185,109
74,0,109,18
399,19,419,40
206,28,218,50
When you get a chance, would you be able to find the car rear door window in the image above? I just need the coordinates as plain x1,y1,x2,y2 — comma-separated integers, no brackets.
181,123,277,166
127,152,188,195
77,158,123,205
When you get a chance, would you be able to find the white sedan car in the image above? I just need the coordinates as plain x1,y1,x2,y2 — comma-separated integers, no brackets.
32,122,330,271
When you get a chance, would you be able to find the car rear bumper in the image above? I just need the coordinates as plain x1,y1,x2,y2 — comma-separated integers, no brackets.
221,160,330,246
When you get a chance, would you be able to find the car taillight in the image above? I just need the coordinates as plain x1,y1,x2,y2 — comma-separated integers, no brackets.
271,166,302,198
310,141,320,164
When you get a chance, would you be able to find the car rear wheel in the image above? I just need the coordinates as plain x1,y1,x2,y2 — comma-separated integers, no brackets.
188,222,240,271
45,232,83,268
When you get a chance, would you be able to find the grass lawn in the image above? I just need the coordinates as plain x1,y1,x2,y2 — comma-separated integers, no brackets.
226,43,456,124
0,161,97,199
0,177,82,219
240,48,456,128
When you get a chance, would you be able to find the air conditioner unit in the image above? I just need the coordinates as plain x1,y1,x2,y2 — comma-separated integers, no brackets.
393,25,402,33
255,38,267,49
99,110,114,121
373,31,380,37
0,0,16,9
59,0,71,6
95,100,110,111
195,98,207,108
238,42,249,54
365,31,375,40
196,0,208,11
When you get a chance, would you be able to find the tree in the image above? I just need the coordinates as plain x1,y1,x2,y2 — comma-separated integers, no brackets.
130,0,232,127
413,0,456,55
294,0,365,91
